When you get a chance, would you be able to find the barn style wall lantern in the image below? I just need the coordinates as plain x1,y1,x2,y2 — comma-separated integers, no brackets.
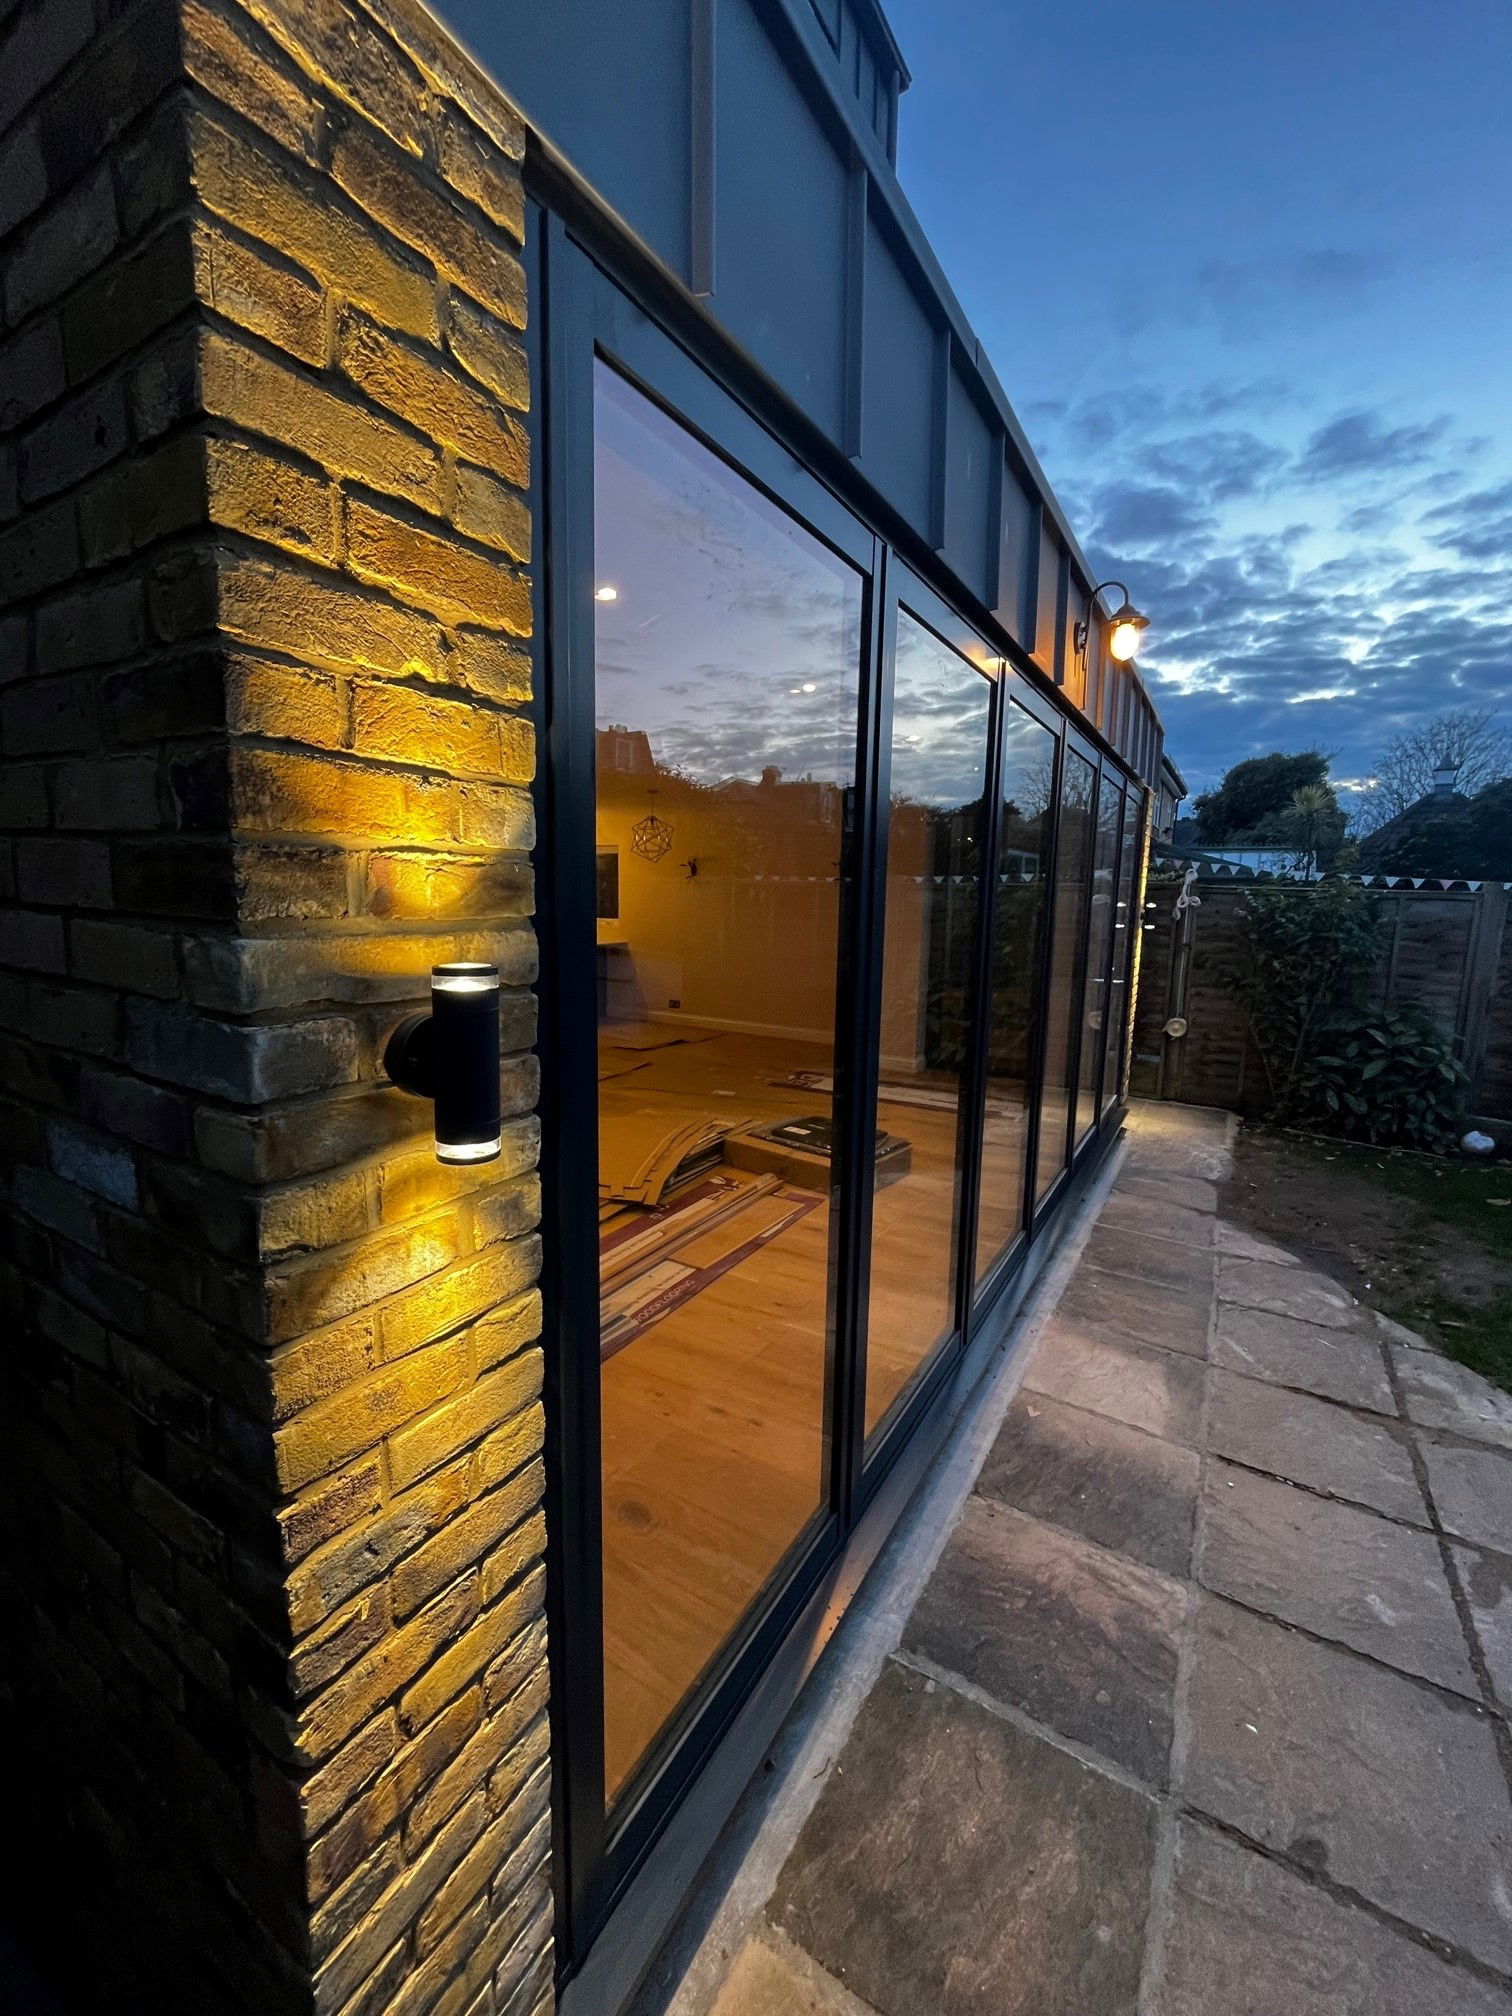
384,963,502,1164
1074,581,1150,669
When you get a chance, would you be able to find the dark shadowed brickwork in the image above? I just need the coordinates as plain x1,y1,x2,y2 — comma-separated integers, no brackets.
0,0,551,2010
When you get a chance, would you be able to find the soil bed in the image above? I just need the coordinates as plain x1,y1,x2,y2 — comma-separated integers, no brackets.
1219,1122,1512,1393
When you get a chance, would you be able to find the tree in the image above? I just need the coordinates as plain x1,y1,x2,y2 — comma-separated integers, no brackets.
1281,783,1349,877
1357,708,1512,832
1359,776,1512,880
1192,751,1332,845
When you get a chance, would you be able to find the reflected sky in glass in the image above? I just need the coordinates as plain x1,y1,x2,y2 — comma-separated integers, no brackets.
593,366,861,791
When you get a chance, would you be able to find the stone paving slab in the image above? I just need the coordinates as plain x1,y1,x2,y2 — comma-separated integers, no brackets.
904,1498,1184,1786
1392,1348,1512,1451
771,1658,1156,2016
1211,1304,1395,1414
1149,1818,1512,2016
1217,1257,1365,1332
1206,1368,1427,1524
1025,1322,1205,1446
1058,1266,1211,1359
1097,1190,1216,1249
1084,1223,1217,1296
709,1931,877,2016
1455,1544,1512,1711
1201,1461,1477,1694
1213,1221,1299,1266
1182,1595,1512,1974
977,1391,1199,1578
1117,1170,1218,1214
1421,1437,1512,1556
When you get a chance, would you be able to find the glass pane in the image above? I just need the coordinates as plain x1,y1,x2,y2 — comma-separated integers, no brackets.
1033,750,1095,1201
593,365,864,1806
1102,793,1140,1116
974,698,1056,1282
1075,772,1123,1142
865,612,991,1441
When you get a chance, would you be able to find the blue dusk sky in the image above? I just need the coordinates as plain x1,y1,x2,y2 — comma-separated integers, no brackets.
883,0,1512,802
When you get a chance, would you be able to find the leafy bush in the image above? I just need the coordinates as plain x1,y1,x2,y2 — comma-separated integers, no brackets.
1286,1005,1467,1148
1229,880,1465,1147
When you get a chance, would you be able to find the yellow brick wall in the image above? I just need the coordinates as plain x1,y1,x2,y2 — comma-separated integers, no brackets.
0,0,552,2010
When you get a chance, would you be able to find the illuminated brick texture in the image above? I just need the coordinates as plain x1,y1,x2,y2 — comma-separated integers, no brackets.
0,0,550,2010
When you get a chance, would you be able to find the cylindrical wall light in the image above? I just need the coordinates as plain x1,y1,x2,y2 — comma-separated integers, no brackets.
384,963,502,1165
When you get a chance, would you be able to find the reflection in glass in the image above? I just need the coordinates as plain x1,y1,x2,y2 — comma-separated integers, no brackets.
1076,773,1123,1141
1033,751,1095,1200
593,365,863,1805
865,613,991,1440
1102,792,1142,1116
974,699,1056,1282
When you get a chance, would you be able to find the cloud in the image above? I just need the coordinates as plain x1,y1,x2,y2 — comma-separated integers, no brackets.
1420,479,1512,562
1296,410,1451,483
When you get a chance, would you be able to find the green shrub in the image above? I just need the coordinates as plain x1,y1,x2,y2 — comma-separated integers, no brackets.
1286,1004,1467,1148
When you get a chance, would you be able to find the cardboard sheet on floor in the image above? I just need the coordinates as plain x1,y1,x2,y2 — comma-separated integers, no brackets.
597,1054,651,1082
598,1107,753,1205
600,1022,718,1051
599,1170,778,1288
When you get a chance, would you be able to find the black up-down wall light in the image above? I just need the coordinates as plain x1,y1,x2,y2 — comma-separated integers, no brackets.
384,963,502,1164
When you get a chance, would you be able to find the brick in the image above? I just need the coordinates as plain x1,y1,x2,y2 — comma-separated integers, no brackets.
268,1214,463,1345
79,434,208,567
0,760,49,827
70,918,176,995
128,324,201,443
59,224,198,384
361,849,532,923
14,1161,100,1247
147,545,220,643
344,496,531,636
416,1752,547,1958
36,575,147,672
200,330,441,512
445,293,529,413
188,111,438,343
436,106,525,244
293,1583,393,1698
0,118,46,242
299,1571,480,1764
193,1081,423,1184
288,1463,471,1634
271,1316,376,1425
399,1566,544,1736
113,838,236,919
125,998,360,1103
472,1290,543,1370
380,1241,531,1362
3,670,97,755
452,464,530,562
301,1709,398,1837
17,835,111,908
113,93,192,242
20,380,128,505
0,0,93,132
184,924,527,1013
452,629,532,709
79,1065,190,1154
54,756,162,831
103,653,223,744
273,1328,469,1490
22,977,118,1055
407,1657,547,1856
0,498,81,602
280,1457,383,1567
392,1463,542,1623
46,1117,137,1208
330,116,525,331
350,677,509,778
240,0,429,156
218,553,448,682
4,166,118,324
0,319,65,435
388,1347,542,1495
340,315,528,485
30,0,181,194
206,438,339,567
182,0,321,163
192,217,324,368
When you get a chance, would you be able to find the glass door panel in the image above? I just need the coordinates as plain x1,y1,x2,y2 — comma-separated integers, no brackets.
974,698,1056,1283
592,364,864,1806
1033,749,1095,1200
1102,791,1140,1116
1075,771,1123,1143
864,611,991,1441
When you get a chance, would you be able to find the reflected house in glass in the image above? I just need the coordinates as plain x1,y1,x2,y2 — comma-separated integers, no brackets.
0,0,1165,2010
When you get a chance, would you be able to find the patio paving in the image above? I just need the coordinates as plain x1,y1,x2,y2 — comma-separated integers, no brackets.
701,1103,1512,2016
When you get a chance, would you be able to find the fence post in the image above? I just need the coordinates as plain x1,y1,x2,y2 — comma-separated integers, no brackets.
1460,881,1509,1115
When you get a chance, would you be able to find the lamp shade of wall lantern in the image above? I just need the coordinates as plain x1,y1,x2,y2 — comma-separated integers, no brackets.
384,963,502,1164
1074,581,1150,669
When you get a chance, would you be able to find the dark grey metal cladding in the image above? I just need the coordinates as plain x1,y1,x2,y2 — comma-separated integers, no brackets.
430,0,1160,782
